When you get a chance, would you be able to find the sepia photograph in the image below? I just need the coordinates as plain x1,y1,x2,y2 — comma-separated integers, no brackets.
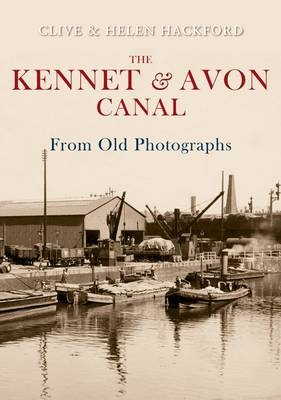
0,1,280,399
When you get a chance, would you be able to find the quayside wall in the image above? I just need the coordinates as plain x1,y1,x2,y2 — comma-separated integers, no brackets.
0,260,220,291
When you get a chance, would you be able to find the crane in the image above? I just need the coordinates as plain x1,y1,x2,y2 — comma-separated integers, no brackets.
186,191,224,232
145,204,173,240
107,192,126,241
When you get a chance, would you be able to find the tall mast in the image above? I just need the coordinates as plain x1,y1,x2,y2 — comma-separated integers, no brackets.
42,149,47,259
221,170,224,244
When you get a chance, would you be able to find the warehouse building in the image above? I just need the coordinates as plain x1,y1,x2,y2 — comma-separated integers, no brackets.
0,196,145,248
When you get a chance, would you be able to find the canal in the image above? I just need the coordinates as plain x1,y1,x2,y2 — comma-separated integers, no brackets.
0,273,281,400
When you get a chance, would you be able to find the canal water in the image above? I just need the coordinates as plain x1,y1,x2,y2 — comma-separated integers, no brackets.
0,274,281,400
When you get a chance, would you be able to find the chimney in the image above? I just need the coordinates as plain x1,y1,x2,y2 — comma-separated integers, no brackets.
191,196,196,216
225,174,238,214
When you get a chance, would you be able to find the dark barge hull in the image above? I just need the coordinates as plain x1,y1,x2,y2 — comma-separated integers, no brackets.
0,291,58,322
55,282,172,305
0,305,57,323
166,287,250,308
201,270,265,280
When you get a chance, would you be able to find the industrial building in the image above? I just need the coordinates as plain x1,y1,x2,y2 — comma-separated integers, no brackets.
0,196,145,249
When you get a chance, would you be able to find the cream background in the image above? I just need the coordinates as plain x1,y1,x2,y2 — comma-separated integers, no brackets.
0,1,280,213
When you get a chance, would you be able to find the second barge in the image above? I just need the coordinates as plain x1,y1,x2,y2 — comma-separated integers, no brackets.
55,280,174,305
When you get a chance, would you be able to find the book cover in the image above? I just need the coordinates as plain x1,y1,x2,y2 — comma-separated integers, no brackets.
0,1,280,400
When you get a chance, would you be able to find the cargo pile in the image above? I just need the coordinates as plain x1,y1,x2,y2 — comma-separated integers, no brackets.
98,279,174,297
138,238,175,252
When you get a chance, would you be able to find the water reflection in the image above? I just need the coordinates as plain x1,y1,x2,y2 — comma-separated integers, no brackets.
250,273,281,298
165,299,239,375
0,312,56,400
55,303,144,395
39,332,49,400
165,305,211,350
0,313,56,345
0,274,281,400
106,307,127,394
218,302,239,376
219,305,228,375
247,274,281,368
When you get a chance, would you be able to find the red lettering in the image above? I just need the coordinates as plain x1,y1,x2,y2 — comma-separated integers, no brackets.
202,69,222,89
13,69,31,90
224,69,246,90
180,70,200,90
120,69,141,89
35,69,52,90
102,70,119,90
78,70,97,90
249,69,269,90
114,99,130,115
97,98,112,115
54,69,73,90
172,98,186,116
152,99,169,116
133,98,149,115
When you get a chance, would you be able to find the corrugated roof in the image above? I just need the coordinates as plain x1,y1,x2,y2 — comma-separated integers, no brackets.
0,197,115,217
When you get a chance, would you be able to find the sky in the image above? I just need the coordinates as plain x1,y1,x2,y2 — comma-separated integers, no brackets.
0,1,280,214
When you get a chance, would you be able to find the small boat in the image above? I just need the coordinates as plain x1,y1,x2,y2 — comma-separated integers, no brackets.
55,280,173,305
0,290,58,322
165,282,250,308
186,269,264,283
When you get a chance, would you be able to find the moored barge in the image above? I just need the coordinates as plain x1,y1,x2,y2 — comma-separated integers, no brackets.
0,290,58,322
165,283,250,308
55,280,174,305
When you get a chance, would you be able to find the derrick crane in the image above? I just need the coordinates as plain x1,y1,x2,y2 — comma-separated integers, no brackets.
145,204,173,240
145,191,224,259
146,191,224,238
145,205,182,255
186,191,224,232
107,192,126,241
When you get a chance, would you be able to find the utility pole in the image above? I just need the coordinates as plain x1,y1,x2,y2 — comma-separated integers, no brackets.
42,149,47,259
199,230,205,285
221,171,225,244
269,182,280,228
